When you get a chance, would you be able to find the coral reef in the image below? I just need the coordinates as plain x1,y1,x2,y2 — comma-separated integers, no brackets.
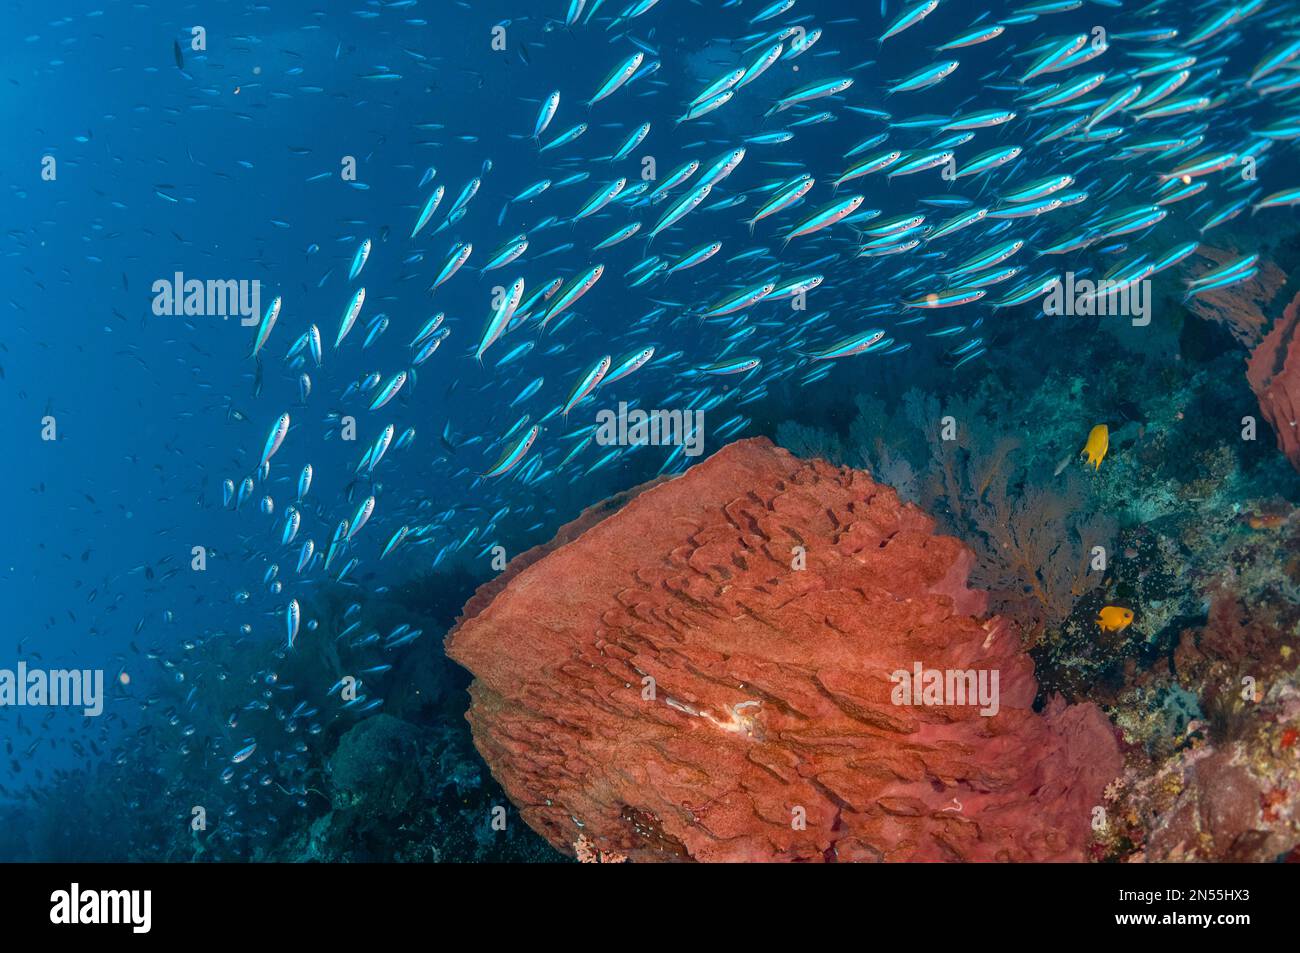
1094,510,1300,861
1099,660,1300,863
446,438,1121,862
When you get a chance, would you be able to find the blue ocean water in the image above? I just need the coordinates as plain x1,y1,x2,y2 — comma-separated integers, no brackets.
1,0,1297,862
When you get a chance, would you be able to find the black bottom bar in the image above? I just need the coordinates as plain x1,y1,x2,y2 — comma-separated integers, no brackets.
1,861,1281,940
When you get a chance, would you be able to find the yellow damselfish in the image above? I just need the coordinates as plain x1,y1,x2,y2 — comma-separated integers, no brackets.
1096,605,1134,632
1081,423,1108,470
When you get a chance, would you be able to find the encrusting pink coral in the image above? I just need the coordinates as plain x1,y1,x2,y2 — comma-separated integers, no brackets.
446,438,1121,862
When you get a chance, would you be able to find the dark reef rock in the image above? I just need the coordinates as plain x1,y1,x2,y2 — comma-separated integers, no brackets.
329,714,427,816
